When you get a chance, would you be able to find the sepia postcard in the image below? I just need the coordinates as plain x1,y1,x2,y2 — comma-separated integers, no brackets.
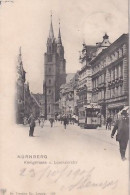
0,0,129,195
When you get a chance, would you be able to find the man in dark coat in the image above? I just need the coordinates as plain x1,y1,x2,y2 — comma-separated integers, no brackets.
49,118,54,127
111,110,129,161
28,114,36,137
63,116,68,129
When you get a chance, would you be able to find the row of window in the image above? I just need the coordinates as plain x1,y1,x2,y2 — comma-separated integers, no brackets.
92,64,123,88
93,85,123,101
93,74,106,88
109,64,123,81
92,45,126,75
107,86,123,98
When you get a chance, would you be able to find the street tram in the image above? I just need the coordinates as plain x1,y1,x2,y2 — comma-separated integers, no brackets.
78,103,101,129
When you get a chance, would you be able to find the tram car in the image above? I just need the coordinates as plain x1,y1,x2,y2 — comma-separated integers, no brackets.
79,103,101,129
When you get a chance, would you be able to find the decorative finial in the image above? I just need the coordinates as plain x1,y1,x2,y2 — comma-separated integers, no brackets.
103,33,109,39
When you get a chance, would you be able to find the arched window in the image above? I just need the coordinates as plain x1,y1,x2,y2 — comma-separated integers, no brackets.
49,79,51,84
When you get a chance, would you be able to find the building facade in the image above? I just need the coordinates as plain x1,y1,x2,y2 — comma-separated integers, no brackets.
59,72,79,116
91,34,129,123
16,48,44,123
16,48,26,124
77,44,98,120
57,33,128,126
43,17,66,119
24,82,32,118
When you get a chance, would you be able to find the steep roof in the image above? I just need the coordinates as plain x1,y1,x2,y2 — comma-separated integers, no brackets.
90,33,128,64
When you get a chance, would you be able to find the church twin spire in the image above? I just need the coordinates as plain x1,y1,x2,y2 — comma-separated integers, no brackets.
48,13,62,45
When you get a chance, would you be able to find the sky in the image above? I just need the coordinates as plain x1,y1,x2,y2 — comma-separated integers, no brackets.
0,0,128,93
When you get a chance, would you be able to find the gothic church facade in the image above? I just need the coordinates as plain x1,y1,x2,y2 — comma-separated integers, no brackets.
43,17,66,119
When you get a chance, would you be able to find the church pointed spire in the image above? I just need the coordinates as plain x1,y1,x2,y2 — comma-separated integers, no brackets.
18,46,22,65
57,19,62,44
49,11,54,39
19,46,22,56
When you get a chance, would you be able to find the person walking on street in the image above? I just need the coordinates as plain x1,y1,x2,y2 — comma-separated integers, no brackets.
38,117,41,126
49,117,54,127
28,114,36,137
40,118,44,128
106,116,112,130
111,110,129,161
63,116,68,129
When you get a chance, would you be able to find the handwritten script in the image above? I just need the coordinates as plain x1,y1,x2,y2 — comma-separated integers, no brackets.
20,166,118,191
0,0,14,4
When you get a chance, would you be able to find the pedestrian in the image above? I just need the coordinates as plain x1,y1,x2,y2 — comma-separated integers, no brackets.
38,117,41,126
111,110,129,161
63,116,68,129
23,116,28,125
106,116,112,130
40,118,44,128
60,116,63,124
28,114,36,137
49,117,54,127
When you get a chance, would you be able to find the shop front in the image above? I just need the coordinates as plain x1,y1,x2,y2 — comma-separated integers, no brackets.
107,101,128,124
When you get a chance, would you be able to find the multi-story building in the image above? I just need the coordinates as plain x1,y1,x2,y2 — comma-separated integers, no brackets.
16,48,26,124
91,34,128,123
77,44,97,119
59,72,79,116
43,16,66,119
59,80,74,115
16,47,44,123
